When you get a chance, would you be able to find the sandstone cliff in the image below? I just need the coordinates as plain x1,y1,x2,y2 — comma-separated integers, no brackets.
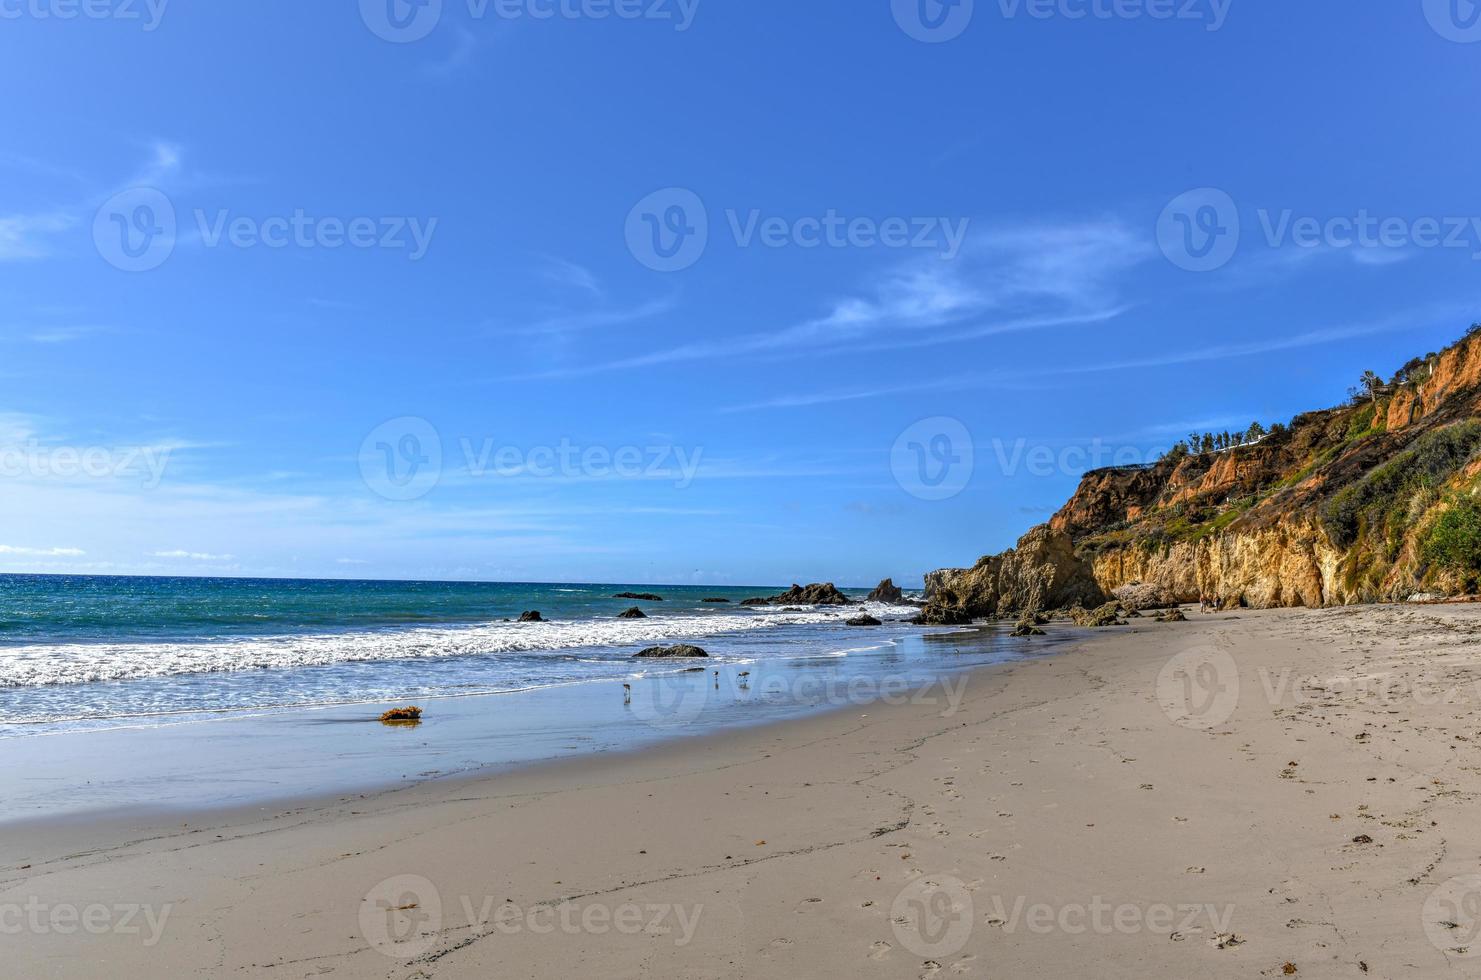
925,326,1481,617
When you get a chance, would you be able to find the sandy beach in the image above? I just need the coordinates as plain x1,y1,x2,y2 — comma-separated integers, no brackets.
6,603,1481,978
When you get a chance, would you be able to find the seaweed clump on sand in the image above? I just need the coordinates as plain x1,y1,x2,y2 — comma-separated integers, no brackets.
380,706,423,724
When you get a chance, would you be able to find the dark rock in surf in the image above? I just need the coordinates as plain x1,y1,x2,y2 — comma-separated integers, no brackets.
518,610,544,623
615,592,664,602
618,607,648,619
866,578,904,604
632,644,709,659
846,614,883,627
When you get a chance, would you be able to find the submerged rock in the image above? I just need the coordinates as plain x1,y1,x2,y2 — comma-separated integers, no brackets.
866,578,904,603
632,644,709,659
701,597,731,603
617,607,647,619
614,592,664,601
518,610,544,622
846,614,882,627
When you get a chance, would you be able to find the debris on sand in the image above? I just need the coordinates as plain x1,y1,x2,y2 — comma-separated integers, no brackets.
380,706,423,724
1209,932,1244,949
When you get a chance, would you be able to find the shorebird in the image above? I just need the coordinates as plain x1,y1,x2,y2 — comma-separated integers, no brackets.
714,669,720,689
738,671,751,689
623,683,632,704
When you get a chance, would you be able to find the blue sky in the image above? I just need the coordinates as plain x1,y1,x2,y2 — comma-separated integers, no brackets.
1,0,1479,587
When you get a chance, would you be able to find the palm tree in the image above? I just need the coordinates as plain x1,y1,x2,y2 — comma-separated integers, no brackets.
1360,370,1383,404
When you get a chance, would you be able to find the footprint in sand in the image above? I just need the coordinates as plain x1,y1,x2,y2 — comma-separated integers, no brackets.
868,940,893,960
920,961,944,978
950,954,978,974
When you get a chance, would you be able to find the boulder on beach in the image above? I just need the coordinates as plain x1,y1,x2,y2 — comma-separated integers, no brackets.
1010,622,1046,637
741,583,853,607
518,610,544,623
1070,602,1127,628
1112,582,1178,612
614,592,664,602
632,644,709,659
846,614,882,627
1156,608,1188,623
618,607,647,619
909,604,973,626
866,578,904,604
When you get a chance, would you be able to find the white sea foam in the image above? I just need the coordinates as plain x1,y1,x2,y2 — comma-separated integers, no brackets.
0,609,853,688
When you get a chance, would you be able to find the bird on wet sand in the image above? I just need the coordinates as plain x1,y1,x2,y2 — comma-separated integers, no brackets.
623,683,632,704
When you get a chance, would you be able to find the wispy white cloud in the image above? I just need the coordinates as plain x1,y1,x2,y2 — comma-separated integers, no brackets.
150,550,236,561
500,295,676,337
0,141,184,262
0,544,85,557
517,219,1147,380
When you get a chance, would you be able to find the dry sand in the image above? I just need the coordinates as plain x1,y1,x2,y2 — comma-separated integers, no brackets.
6,603,1481,978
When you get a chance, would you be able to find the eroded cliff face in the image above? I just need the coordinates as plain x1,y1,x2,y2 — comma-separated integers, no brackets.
926,329,1481,617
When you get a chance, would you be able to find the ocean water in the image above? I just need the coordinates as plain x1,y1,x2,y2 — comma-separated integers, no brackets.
0,574,944,736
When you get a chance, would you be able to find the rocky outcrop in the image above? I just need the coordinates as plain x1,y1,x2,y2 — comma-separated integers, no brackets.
518,610,544,622
925,526,1105,619
701,597,730,603
614,592,663,601
633,644,708,658
866,578,904,603
925,327,1481,612
846,614,882,626
742,583,853,606
617,607,647,619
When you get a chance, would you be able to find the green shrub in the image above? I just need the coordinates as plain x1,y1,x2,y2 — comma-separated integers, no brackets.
1323,421,1481,548
1423,496,1481,573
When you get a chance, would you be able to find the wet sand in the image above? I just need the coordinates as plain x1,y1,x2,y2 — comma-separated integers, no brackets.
5,603,1481,978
